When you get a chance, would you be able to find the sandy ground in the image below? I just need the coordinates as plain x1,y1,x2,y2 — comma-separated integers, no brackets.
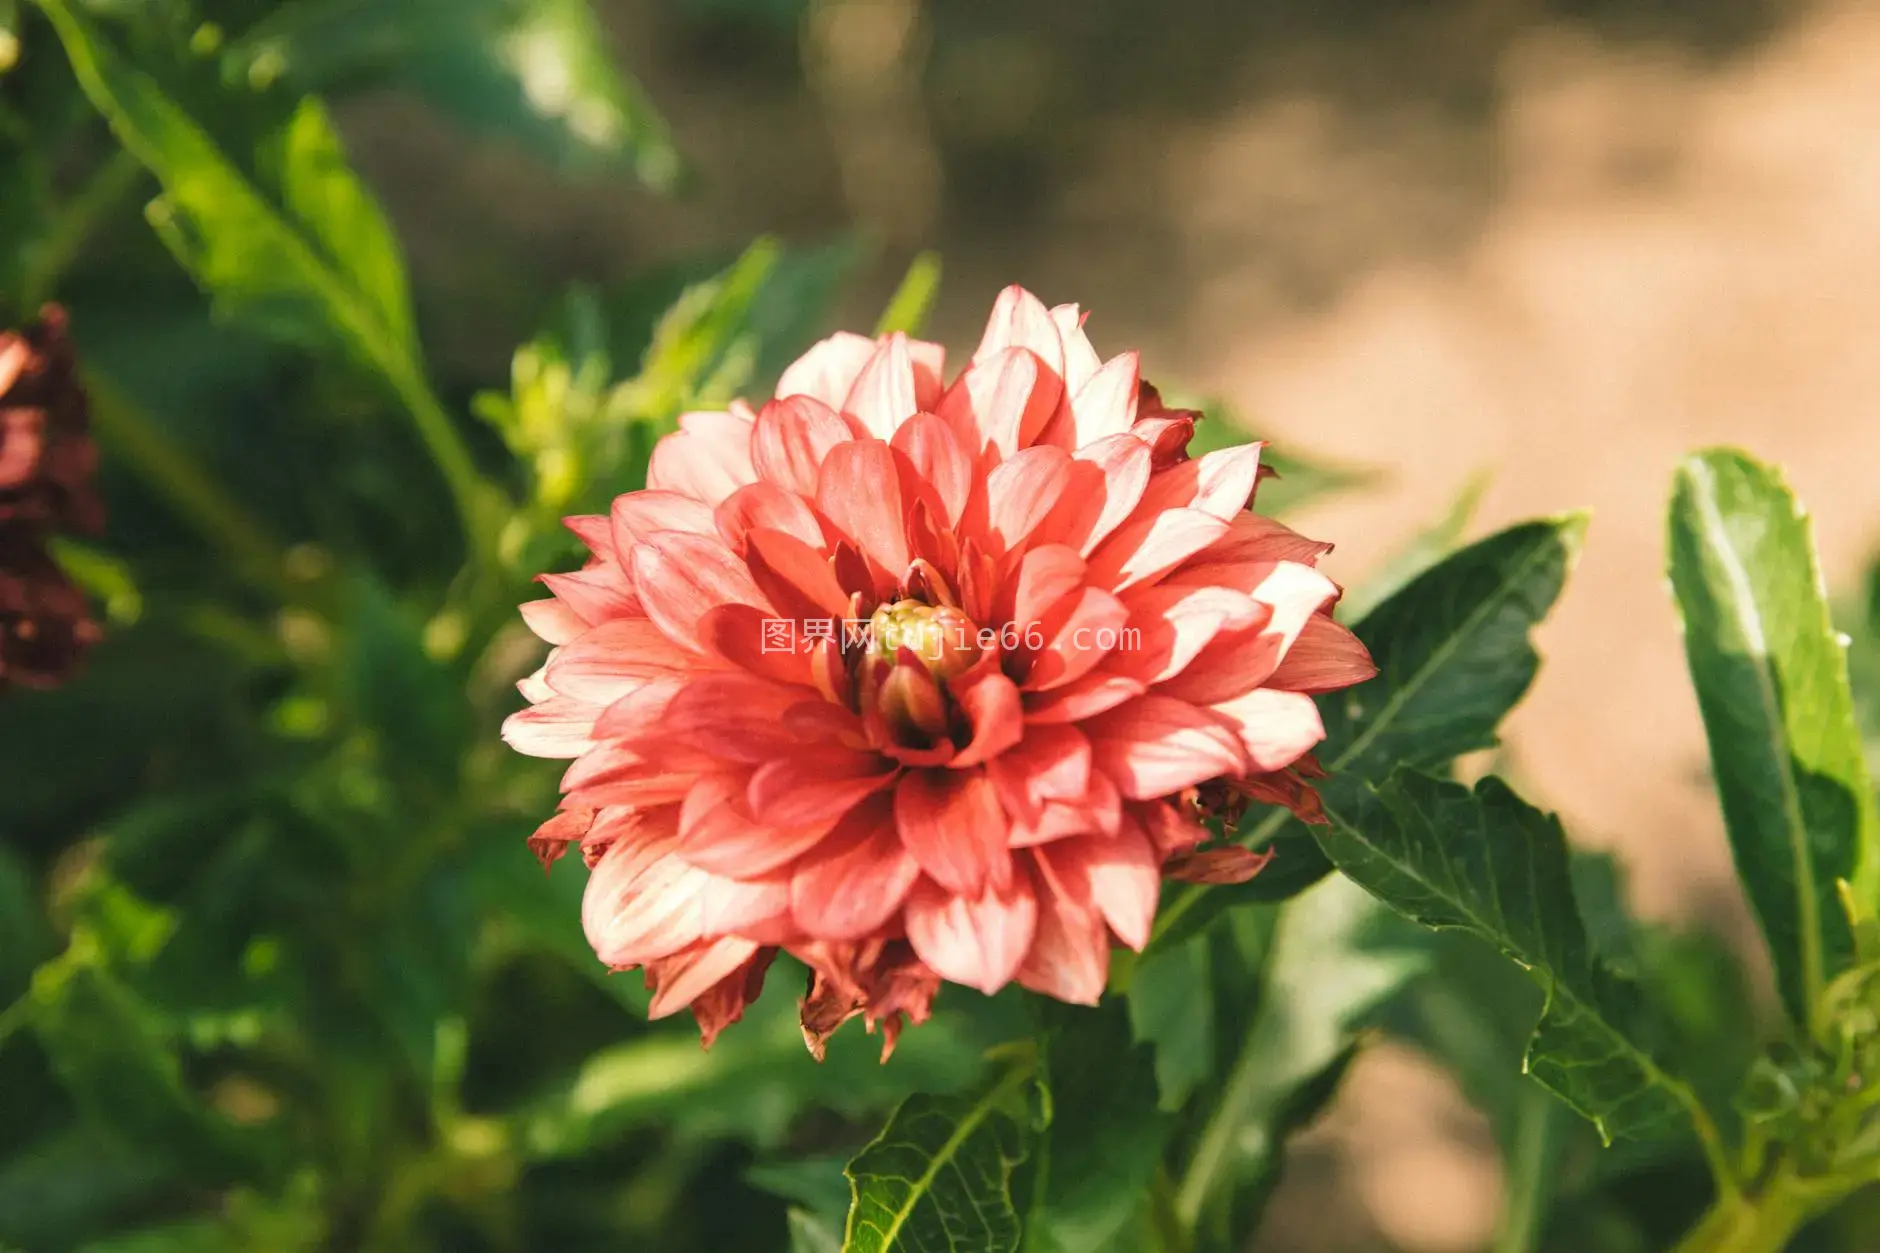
349,1,1880,1246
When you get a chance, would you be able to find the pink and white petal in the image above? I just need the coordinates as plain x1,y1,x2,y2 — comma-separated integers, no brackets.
1171,514,1335,587
539,567,639,625
1000,544,1087,637
1069,352,1140,448
697,602,816,687
564,515,616,564
1085,694,1248,800
905,877,1039,996
776,331,879,409
892,411,975,529
678,772,841,877
894,768,1012,897
646,937,762,1019
630,530,772,651
948,670,1025,767
750,394,856,496
714,481,825,552
1026,587,1131,691
986,724,1091,823
984,445,1074,553
520,597,586,645
1064,825,1160,950
1051,433,1156,555
590,676,688,740
501,696,600,758
973,285,1066,384
843,332,922,438
1049,303,1103,396
936,347,1061,460
1085,507,1232,593
1109,585,1264,686
1023,671,1146,724
1267,613,1377,693
646,412,757,506
1134,442,1264,522
1015,854,1108,1005
611,490,717,555
656,673,816,762
789,800,921,939
749,752,898,828
544,618,693,703
745,527,851,620
817,442,911,578
1209,687,1326,773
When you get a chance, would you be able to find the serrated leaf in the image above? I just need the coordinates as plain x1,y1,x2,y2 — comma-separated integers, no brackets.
225,0,683,189
1667,448,1880,1024
1320,771,1705,1143
1025,1000,1166,1252
1174,874,1427,1237
1151,517,1585,950
843,1079,1030,1253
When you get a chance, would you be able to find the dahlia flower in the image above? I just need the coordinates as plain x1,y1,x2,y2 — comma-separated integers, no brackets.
0,307,101,689
504,287,1375,1054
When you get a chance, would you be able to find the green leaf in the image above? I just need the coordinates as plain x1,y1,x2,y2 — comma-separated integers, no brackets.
0,845,46,1003
843,1073,1031,1253
1174,874,1427,1237
29,960,261,1182
0,1131,174,1252
225,0,683,190
1151,516,1586,950
335,576,468,784
874,252,943,337
790,1210,845,1253
1126,936,1214,1110
35,1,491,541
1667,448,1879,1025
1320,771,1709,1144
1025,1000,1167,1252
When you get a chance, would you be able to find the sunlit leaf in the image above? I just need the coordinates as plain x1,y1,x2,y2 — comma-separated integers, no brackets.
1320,772,1707,1143
1173,875,1427,1239
843,1072,1030,1253
1025,999,1166,1252
223,0,682,189
1668,448,1880,1024
1152,517,1585,950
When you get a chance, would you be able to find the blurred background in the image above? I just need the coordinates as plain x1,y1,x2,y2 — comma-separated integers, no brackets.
6,0,1880,1249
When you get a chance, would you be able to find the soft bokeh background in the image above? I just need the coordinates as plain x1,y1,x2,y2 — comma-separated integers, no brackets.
339,2,1880,1245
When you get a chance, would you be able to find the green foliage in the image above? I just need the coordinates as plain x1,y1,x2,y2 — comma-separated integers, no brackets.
843,1077,1031,1253
223,0,684,189
1319,773,1703,1143
1668,449,1880,1026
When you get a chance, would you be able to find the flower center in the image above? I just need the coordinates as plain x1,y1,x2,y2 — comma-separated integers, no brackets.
867,599,983,682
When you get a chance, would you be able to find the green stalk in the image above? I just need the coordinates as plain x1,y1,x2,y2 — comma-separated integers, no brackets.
85,371,296,601
18,147,143,310
1671,1179,1819,1253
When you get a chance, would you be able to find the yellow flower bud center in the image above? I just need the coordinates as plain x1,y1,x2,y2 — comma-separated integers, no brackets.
868,600,982,681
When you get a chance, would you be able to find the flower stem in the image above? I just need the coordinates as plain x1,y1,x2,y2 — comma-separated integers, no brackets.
1672,1175,1818,1253
85,371,296,602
